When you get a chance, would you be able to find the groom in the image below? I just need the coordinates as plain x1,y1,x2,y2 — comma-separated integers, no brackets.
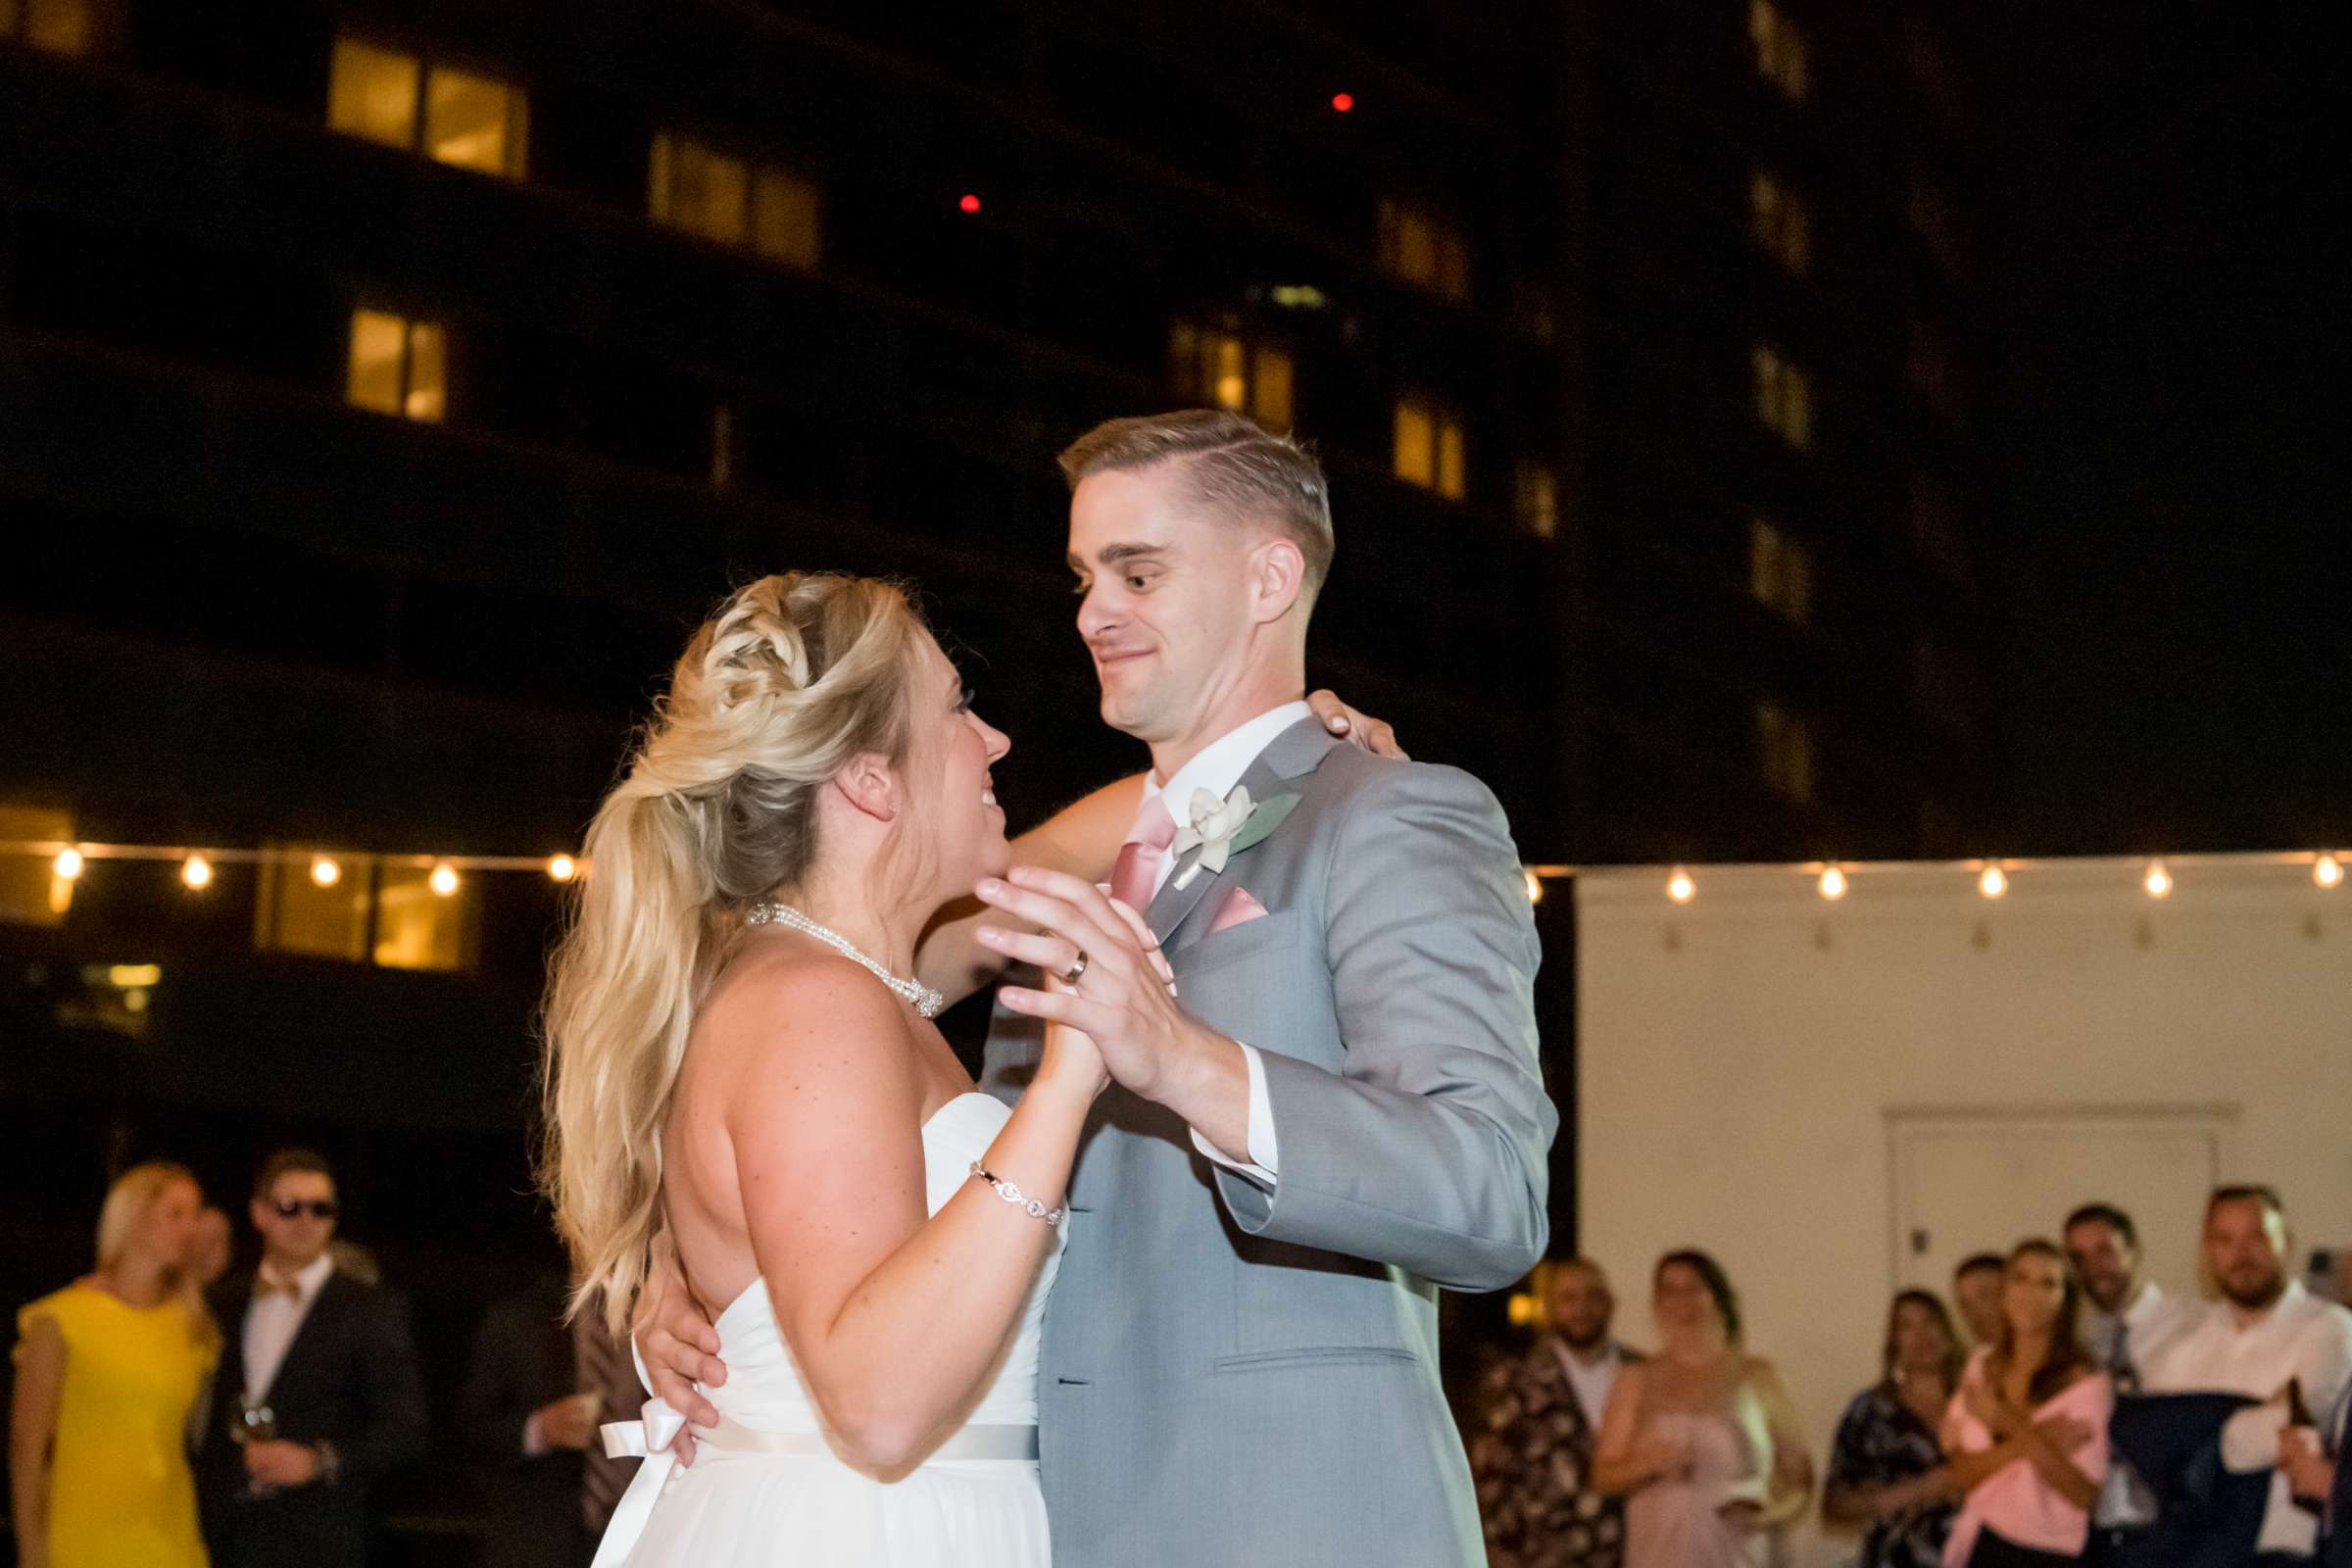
643,410,1553,1562
969,410,1553,1562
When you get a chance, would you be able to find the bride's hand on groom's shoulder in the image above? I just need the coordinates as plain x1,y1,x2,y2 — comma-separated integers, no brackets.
1308,689,1408,761
974,868,1200,1102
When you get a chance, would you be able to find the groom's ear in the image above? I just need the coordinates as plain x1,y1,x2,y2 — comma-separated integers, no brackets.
1245,533,1307,624
831,751,902,823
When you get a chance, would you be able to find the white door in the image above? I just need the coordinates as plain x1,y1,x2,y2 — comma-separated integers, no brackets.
1888,1108,2234,1306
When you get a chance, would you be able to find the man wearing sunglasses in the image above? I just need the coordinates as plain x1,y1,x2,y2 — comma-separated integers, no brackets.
198,1148,428,1568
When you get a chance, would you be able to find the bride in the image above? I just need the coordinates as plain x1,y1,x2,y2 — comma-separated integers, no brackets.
540,571,1132,1566
540,574,1382,1565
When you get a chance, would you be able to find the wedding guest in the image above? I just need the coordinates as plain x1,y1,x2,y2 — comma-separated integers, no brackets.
2138,1186,2352,1561
1956,1254,2010,1349
1824,1289,1965,1567
1473,1256,1644,1568
1938,1240,2111,1567
196,1149,429,1568
1592,1250,1812,1567
2062,1204,2183,1386
11,1160,216,1568
457,1274,643,1568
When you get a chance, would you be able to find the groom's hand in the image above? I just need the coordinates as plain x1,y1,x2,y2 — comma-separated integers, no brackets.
634,1234,725,1463
975,867,1214,1104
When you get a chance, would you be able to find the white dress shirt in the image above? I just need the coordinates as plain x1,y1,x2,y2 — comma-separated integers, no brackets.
1137,699,1314,1187
1551,1339,1624,1429
242,1251,336,1403
2140,1278,2352,1554
2088,1280,2189,1527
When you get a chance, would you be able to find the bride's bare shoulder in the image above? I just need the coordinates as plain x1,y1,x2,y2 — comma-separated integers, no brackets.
696,946,920,1103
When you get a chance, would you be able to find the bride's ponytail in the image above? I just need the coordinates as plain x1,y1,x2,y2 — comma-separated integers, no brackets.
539,573,928,1333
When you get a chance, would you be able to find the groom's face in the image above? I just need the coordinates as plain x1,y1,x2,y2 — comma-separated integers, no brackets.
1067,466,1257,741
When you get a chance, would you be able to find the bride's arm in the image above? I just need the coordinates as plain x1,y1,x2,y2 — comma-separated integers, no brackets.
914,692,1407,1005
730,967,1101,1472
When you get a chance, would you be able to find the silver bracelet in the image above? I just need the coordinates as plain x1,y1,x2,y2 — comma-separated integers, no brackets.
968,1160,1064,1226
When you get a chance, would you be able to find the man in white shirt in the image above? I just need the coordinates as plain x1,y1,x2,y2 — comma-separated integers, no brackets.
2068,1201,2188,1385
2140,1186,2352,1562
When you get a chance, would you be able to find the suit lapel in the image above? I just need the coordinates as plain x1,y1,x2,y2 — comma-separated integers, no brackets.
1150,717,1341,951
270,1271,342,1398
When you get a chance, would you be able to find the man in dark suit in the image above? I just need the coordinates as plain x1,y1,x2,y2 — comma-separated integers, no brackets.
198,1149,430,1568
457,1274,641,1568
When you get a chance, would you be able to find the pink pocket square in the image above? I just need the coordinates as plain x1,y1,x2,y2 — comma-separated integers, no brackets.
1208,886,1269,935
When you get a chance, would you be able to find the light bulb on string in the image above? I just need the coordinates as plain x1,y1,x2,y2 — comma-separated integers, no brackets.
1818,864,1847,901
181,856,214,891
429,863,460,898
311,856,342,888
1667,868,1695,904
53,847,84,881
1978,863,2008,899
547,854,579,883
2317,854,2343,890
2143,859,2172,899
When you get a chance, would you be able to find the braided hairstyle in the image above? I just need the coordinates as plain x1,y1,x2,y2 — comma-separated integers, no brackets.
540,573,930,1330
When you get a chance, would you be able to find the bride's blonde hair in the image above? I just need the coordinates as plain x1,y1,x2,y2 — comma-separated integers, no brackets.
540,572,929,1332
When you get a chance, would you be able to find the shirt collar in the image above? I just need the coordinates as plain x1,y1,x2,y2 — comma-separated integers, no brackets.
1143,702,1314,826
260,1251,336,1301
2204,1277,2307,1335
2124,1279,2166,1325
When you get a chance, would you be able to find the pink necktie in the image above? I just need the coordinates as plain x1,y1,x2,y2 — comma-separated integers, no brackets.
1109,796,1178,913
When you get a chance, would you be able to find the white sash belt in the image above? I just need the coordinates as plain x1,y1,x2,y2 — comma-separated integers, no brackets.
589,1398,1039,1568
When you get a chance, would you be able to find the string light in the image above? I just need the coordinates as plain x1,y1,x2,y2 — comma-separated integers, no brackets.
2143,860,2173,899
547,854,579,883
1330,92,1355,113
1818,864,1847,901
1523,867,1544,905
311,857,342,888
1667,867,1695,904
957,192,982,215
1978,863,2008,900
181,855,214,890
2317,853,2343,890
428,863,461,898
53,847,84,881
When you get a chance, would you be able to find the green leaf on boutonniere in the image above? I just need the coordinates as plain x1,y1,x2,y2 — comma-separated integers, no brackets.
1220,792,1299,857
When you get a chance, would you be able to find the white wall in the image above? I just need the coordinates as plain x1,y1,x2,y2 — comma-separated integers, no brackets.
1574,858,2352,1567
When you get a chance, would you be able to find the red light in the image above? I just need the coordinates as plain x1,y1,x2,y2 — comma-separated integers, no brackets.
958,193,982,215
1331,92,1354,113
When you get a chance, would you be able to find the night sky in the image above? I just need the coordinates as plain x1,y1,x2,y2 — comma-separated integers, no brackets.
1976,2,2344,854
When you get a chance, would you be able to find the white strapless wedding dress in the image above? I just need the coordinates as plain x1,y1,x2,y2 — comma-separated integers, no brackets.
593,1093,1059,1567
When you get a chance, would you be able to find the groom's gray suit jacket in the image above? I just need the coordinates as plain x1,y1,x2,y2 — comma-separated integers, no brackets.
980,716,1554,1565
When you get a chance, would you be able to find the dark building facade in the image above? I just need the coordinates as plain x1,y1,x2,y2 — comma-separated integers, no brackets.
2,0,1996,1548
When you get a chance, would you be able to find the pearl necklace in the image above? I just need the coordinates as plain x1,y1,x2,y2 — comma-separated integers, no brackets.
746,904,944,1018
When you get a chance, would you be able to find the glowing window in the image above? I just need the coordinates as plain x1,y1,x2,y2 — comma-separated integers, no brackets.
3,0,106,54
347,309,446,422
1393,399,1466,500
1749,171,1811,274
372,863,478,971
1748,518,1813,623
1748,0,1809,102
1377,199,1472,303
1750,344,1812,451
0,805,74,927
255,852,372,962
326,38,526,179
651,133,821,271
1516,463,1560,539
1755,702,1815,803
1168,320,1293,432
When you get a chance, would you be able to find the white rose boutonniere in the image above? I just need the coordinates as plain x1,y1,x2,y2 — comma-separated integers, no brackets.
1169,784,1301,890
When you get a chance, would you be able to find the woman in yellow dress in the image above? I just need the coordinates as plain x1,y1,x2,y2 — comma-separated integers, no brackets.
11,1160,218,1568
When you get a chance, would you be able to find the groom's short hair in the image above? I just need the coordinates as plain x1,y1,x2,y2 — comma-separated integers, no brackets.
1057,410,1335,598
